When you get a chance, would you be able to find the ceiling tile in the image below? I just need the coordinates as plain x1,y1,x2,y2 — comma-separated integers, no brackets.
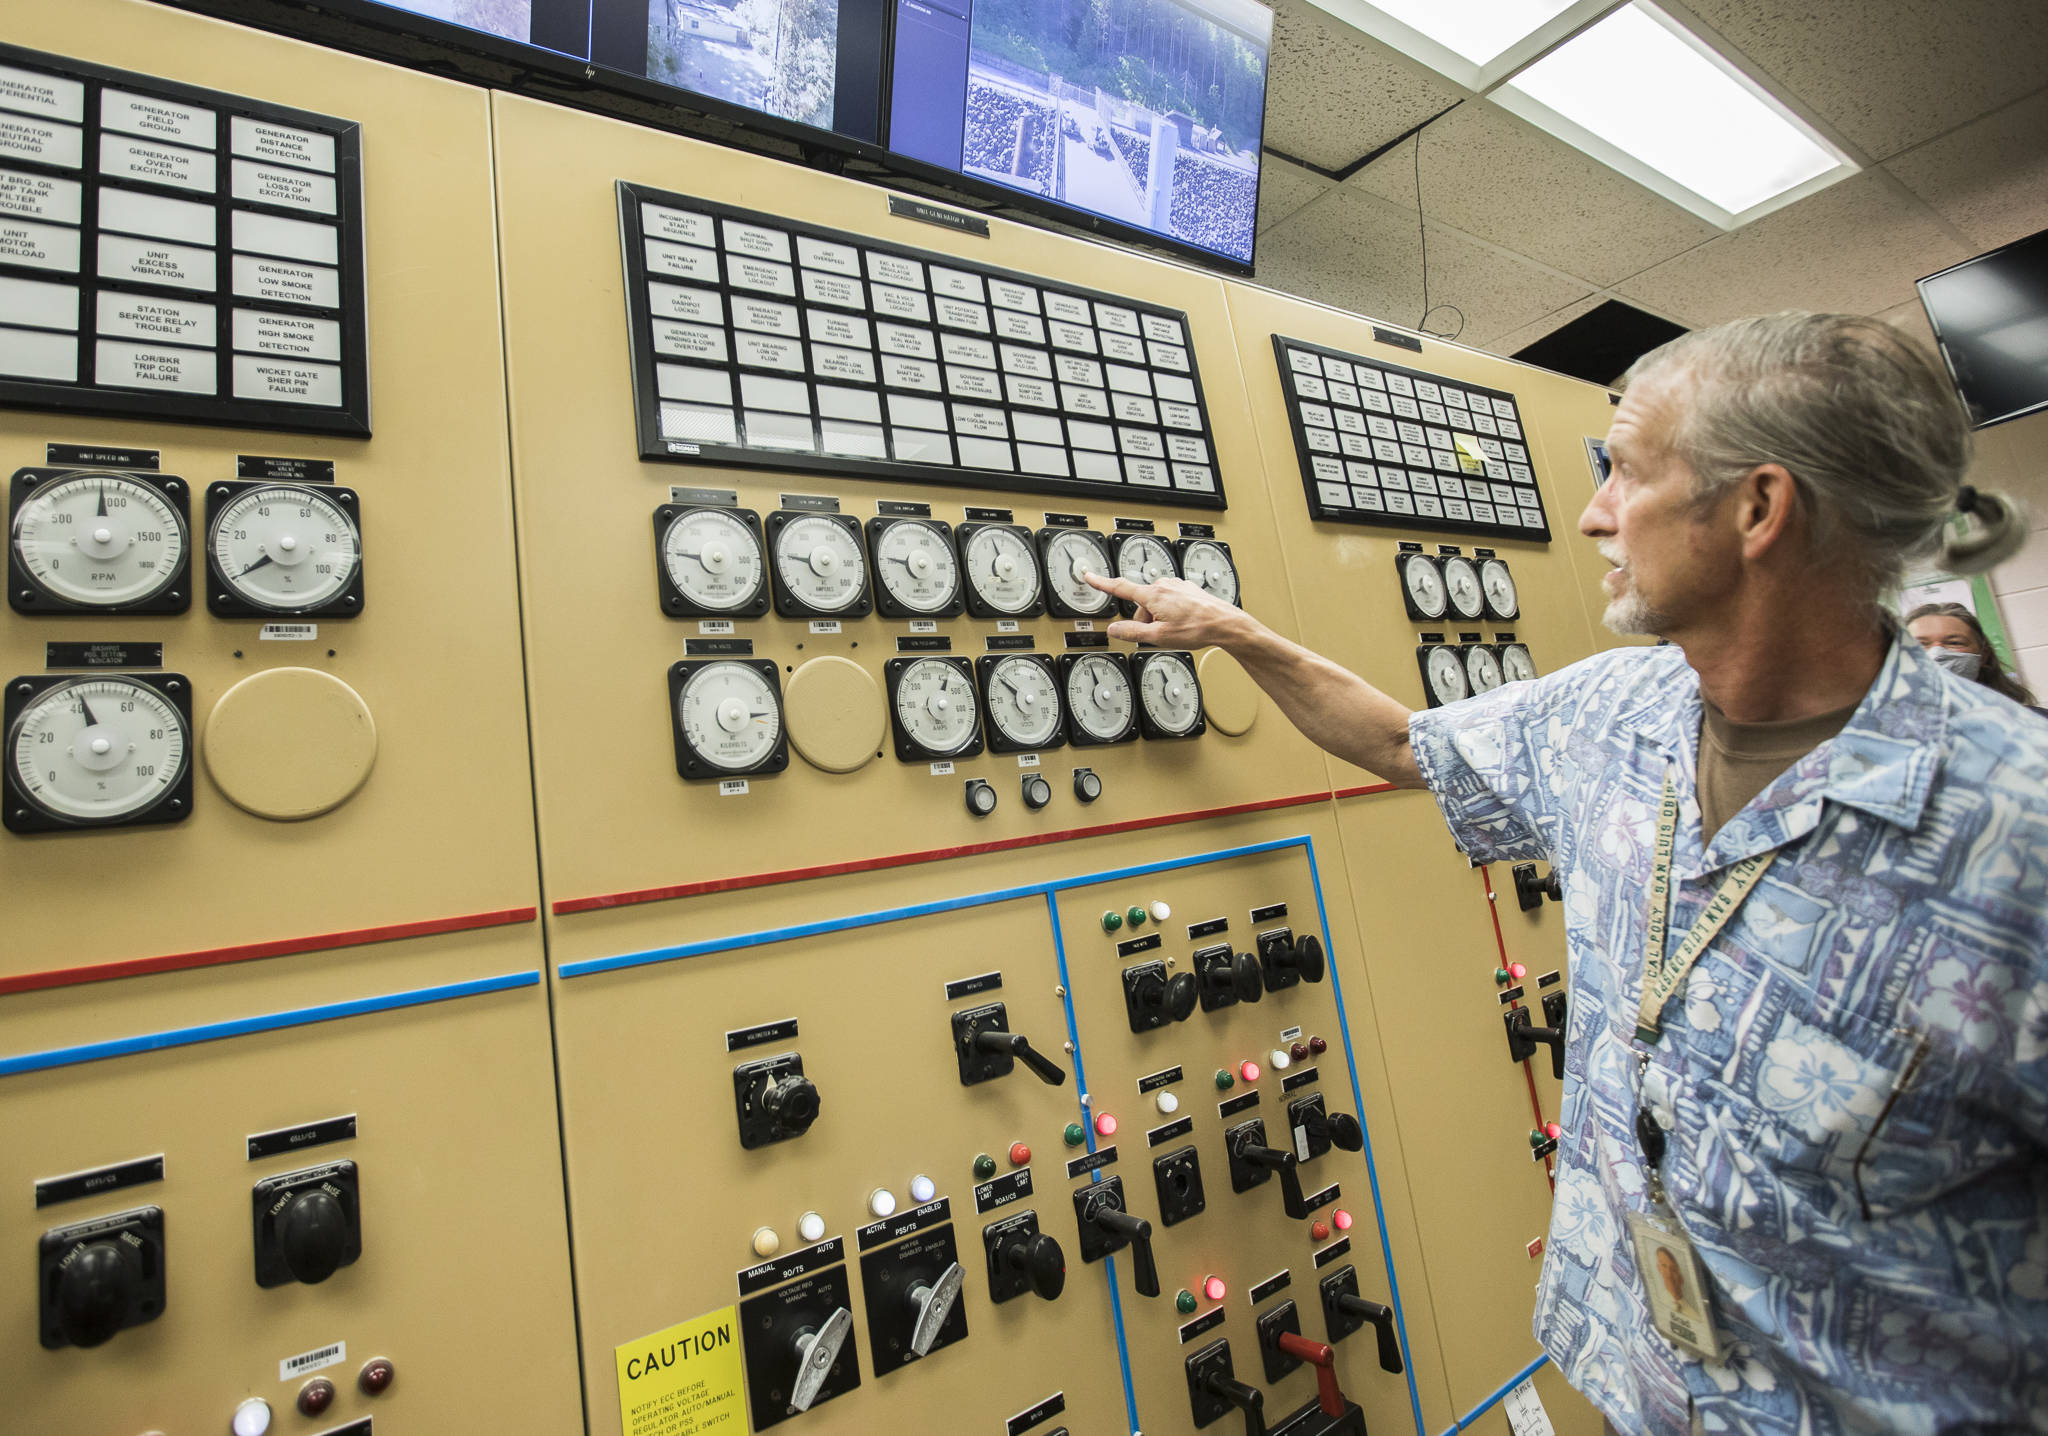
1883,88,2048,252
1873,297,1940,357
1669,0,2048,161
1257,157,1336,235
1486,293,1608,359
1614,170,1971,325
1261,0,1467,171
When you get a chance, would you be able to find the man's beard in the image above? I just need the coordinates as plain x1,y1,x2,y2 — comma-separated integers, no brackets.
1599,541,1667,636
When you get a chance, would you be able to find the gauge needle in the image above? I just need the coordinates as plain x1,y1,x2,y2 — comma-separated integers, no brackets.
1000,673,1024,699
96,483,107,518
77,694,99,726
885,555,910,566
238,554,275,578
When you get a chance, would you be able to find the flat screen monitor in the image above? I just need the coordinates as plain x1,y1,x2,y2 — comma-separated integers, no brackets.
1918,226,2048,430
887,0,1275,272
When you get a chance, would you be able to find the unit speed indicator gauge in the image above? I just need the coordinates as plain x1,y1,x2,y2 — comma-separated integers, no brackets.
975,653,1064,754
206,482,363,617
4,673,193,832
1480,558,1519,620
1419,645,1470,709
1175,538,1239,606
1442,555,1484,621
655,505,768,618
769,511,870,619
1135,650,1204,739
1397,552,1446,620
1038,528,1114,619
1465,644,1504,694
1501,643,1537,683
868,517,963,619
1061,651,1136,745
886,656,983,761
958,523,1043,618
8,468,190,613
668,660,788,778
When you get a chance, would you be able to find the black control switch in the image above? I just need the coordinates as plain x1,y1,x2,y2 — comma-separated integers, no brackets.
1319,1264,1404,1374
1072,1176,1158,1298
964,778,998,817
1123,961,1198,1034
1258,929,1327,992
1503,1006,1566,1081
1225,1119,1308,1219
38,1206,165,1349
1072,767,1102,803
1286,1094,1364,1163
1513,862,1562,911
734,1052,822,1148
953,1002,1068,1087
1021,773,1052,810
983,1210,1065,1305
1152,1144,1207,1226
253,1161,361,1287
1186,1338,1266,1436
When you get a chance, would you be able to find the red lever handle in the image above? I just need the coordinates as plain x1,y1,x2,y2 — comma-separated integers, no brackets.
1274,1332,1345,1418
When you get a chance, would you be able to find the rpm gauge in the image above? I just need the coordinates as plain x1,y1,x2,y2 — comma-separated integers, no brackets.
868,517,964,619
1134,650,1204,739
668,659,788,778
1419,644,1470,709
3,672,193,832
206,482,363,617
655,505,768,618
1442,555,1484,622
1038,528,1115,619
1061,650,1136,745
958,523,1043,618
769,511,871,619
886,656,983,761
1500,643,1538,683
1175,538,1240,606
1397,552,1446,621
9,468,189,613
1480,558,1519,620
975,653,1064,754
1465,644,1504,694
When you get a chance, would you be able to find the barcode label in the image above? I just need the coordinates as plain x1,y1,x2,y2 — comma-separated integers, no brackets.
718,779,749,796
909,619,938,634
1017,753,1040,768
997,620,1019,633
930,761,954,776
809,620,841,634
1072,620,1094,631
699,620,735,635
258,624,317,641
280,1340,345,1380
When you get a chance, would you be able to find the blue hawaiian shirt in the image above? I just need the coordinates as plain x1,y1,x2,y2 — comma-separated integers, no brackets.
1409,634,2048,1435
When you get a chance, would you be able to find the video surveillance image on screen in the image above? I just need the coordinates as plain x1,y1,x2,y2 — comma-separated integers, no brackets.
645,0,842,132
376,0,535,43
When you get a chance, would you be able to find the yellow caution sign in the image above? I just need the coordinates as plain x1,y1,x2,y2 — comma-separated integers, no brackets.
616,1306,748,1435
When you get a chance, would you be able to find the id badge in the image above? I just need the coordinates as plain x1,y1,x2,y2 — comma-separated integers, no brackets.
1625,1207,1723,1361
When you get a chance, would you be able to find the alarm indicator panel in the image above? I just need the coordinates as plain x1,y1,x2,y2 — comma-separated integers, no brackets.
1480,557,1519,621
1500,643,1538,684
1397,552,1447,621
1133,650,1204,740
8,468,192,615
767,510,872,619
974,652,1066,755
1037,527,1116,620
1174,537,1240,607
956,522,1045,619
1417,643,1471,710
884,655,984,763
4,672,194,833
1464,643,1505,695
867,516,965,619
1442,555,1485,622
1059,650,1137,746
655,504,770,619
668,659,790,779
204,480,364,619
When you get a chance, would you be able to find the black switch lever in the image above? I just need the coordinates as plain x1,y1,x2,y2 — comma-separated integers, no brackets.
1303,1109,1363,1153
1091,1206,1158,1297
1334,1294,1404,1374
1503,1007,1566,1081
1230,1129,1309,1219
1200,1370,1267,1436
972,1028,1069,1086
1074,1179,1159,1299
1512,862,1562,911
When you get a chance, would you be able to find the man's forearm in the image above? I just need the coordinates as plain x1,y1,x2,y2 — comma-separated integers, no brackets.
1224,621,1426,788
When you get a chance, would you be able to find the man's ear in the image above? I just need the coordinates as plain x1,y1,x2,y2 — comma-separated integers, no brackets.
1735,463,1800,560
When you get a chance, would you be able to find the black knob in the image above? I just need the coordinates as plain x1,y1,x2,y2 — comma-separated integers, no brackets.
1133,967,1168,1014
55,1241,134,1348
1002,1232,1066,1302
1513,862,1562,911
1313,1111,1364,1153
1073,768,1101,803
1293,935,1326,983
1334,1294,1405,1374
279,1188,350,1285
1164,971,1199,1023
964,779,997,817
1201,1371,1267,1436
764,1074,822,1135
1021,774,1052,810
1232,951,1264,1004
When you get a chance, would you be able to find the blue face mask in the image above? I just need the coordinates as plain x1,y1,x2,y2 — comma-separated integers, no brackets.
1928,647,1983,681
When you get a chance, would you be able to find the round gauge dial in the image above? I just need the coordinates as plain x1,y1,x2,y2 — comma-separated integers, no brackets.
962,526,1041,616
1179,540,1239,605
210,485,361,613
1442,556,1484,621
1480,558,1519,619
1115,533,1176,588
1065,653,1134,742
11,472,185,609
675,662,783,773
892,657,979,757
1424,646,1470,707
1401,554,1447,619
983,655,1062,750
1465,644,1504,693
1501,644,1538,683
874,520,961,614
1044,530,1114,617
661,507,765,613
1137,651,1202,737
773,515,868,614
8,677,188,824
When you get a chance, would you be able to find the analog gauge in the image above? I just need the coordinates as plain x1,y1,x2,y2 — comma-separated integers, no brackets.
1420,645,1470,708
1501,644,1538,683
4,674,192,831
1110,532,1177,619
869,517,963,618
9,469,189,612
655,506,767,617
770,512,870,618
1135,650,1204,739
1480,558,1519,620
1442,555,1484,621
1062,651,1136,745
959,523,1043,618
886,656,982,761
207,483,362,616
976,653,1064,754
1039,528,1115,619
1465,644,1504,694
669,660,787,778
1398,553,1447,621
1176,539,1240,606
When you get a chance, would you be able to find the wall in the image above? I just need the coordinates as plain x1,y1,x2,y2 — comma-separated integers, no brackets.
1973,408,2048,696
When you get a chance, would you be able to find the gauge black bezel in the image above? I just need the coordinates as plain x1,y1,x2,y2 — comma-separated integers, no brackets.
653,504,771,620
8,467,193,616
973,652,1067,756
883,655,985,763
1132,650,1206,741
1415,644,1471,710
1499,642,1539,683
1463,643,1506,695
1035,527,1117,620
865,516,966,621
3,670,196,833
204,480,365,620
1441,553,1487,622
956,522,1046,620
765,509,873,621
1480,557,1520,621
1172,536,1241,609
1057,650,1139,747
1396,552,1448,622
1107,530,1180,619
667,658,790,780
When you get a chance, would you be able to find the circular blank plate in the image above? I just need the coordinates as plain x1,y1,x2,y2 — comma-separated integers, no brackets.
1197,648,1260,736
785,656,884,774
204,667,376,820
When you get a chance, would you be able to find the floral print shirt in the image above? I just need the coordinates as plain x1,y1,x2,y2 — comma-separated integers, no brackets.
1408,634,2048,1434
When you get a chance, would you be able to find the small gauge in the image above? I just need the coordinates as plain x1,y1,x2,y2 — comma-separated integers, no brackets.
885,655,983,762
1465,644,1505,694
1480,558,1519,620
1442,555,1484,621
975,653,1065,754
958,523,1044,619
1109,531,1176,618
1397,552,1447,621
1500,644,1538,683
1175,538,1240,606
1418,644,1470,709
1134,650,1204,740
654,505,768,618
768,511,871,619
1038,528,1115,619
3,672,193,832
206,482,363,617
1061,650,1136,746
8,468,190,613
668,659,788,778
867,516,964,619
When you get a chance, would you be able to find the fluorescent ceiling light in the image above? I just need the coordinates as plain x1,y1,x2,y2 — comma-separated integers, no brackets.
1367,0,1583,64
1495,2,1853,225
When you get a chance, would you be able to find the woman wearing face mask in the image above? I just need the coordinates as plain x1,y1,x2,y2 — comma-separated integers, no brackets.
1904,601,2044,715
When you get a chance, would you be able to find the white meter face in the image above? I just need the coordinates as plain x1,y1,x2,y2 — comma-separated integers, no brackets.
1442,556,1484,620
1401,554,1446,618
1179,541,1238,605
11,472,185,609
773,515,868,614
1501,644,1538,683
210,485,361,612
662,507,765,612
1065,653,1134,742
1115,533,1176,588
1044,530,1114,616
1480,558,1518,619
874,519,961,614
8,677,189,824
676,662,783,773
962,526,1041,615
1465,644,1504,693
1137,651,1202,737
1424,646,1470,707
983,655,1061,750
891,657,979,758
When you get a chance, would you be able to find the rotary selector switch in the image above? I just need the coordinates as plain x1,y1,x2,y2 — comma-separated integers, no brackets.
984,1213,1066,1304
252,1162,362,1287
38,1206,165,1349
734,1053,822,1148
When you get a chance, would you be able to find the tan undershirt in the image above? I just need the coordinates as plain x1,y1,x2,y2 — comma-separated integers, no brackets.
1697,698,1858,843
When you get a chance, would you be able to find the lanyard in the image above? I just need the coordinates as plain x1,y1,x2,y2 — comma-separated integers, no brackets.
1636,767,1779,1044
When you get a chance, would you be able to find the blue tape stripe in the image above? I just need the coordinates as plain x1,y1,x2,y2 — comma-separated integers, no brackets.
0,971,541,1078
1440,1352,1551,1435
1306,838,1428,1436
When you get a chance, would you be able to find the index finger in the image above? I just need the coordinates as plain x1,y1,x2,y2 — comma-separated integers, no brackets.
1085,571,1146,602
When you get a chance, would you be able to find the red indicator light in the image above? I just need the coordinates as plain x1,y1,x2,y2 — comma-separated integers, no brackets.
1203,1275,1227,1302
1239,1060,1261,1083
1009,1142,1032,1166
1094,1112,1118,1138
1310,1221,1330,1242
1332,1209,1354,1232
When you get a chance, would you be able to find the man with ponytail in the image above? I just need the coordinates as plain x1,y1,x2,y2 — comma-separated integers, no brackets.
1089,312,2048,1435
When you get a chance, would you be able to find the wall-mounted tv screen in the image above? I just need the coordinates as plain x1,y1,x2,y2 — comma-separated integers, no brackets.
887,0,1274,270
1919,227,2048,429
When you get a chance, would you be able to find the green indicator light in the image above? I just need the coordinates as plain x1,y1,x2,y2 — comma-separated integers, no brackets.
1214,1069,1234,1091
1176,1289,1198,1314
1064,1122,1087,1147
973,1153,997,1180
1495,968,1513,986
1127,906,1147,927
1101,910,1122,933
